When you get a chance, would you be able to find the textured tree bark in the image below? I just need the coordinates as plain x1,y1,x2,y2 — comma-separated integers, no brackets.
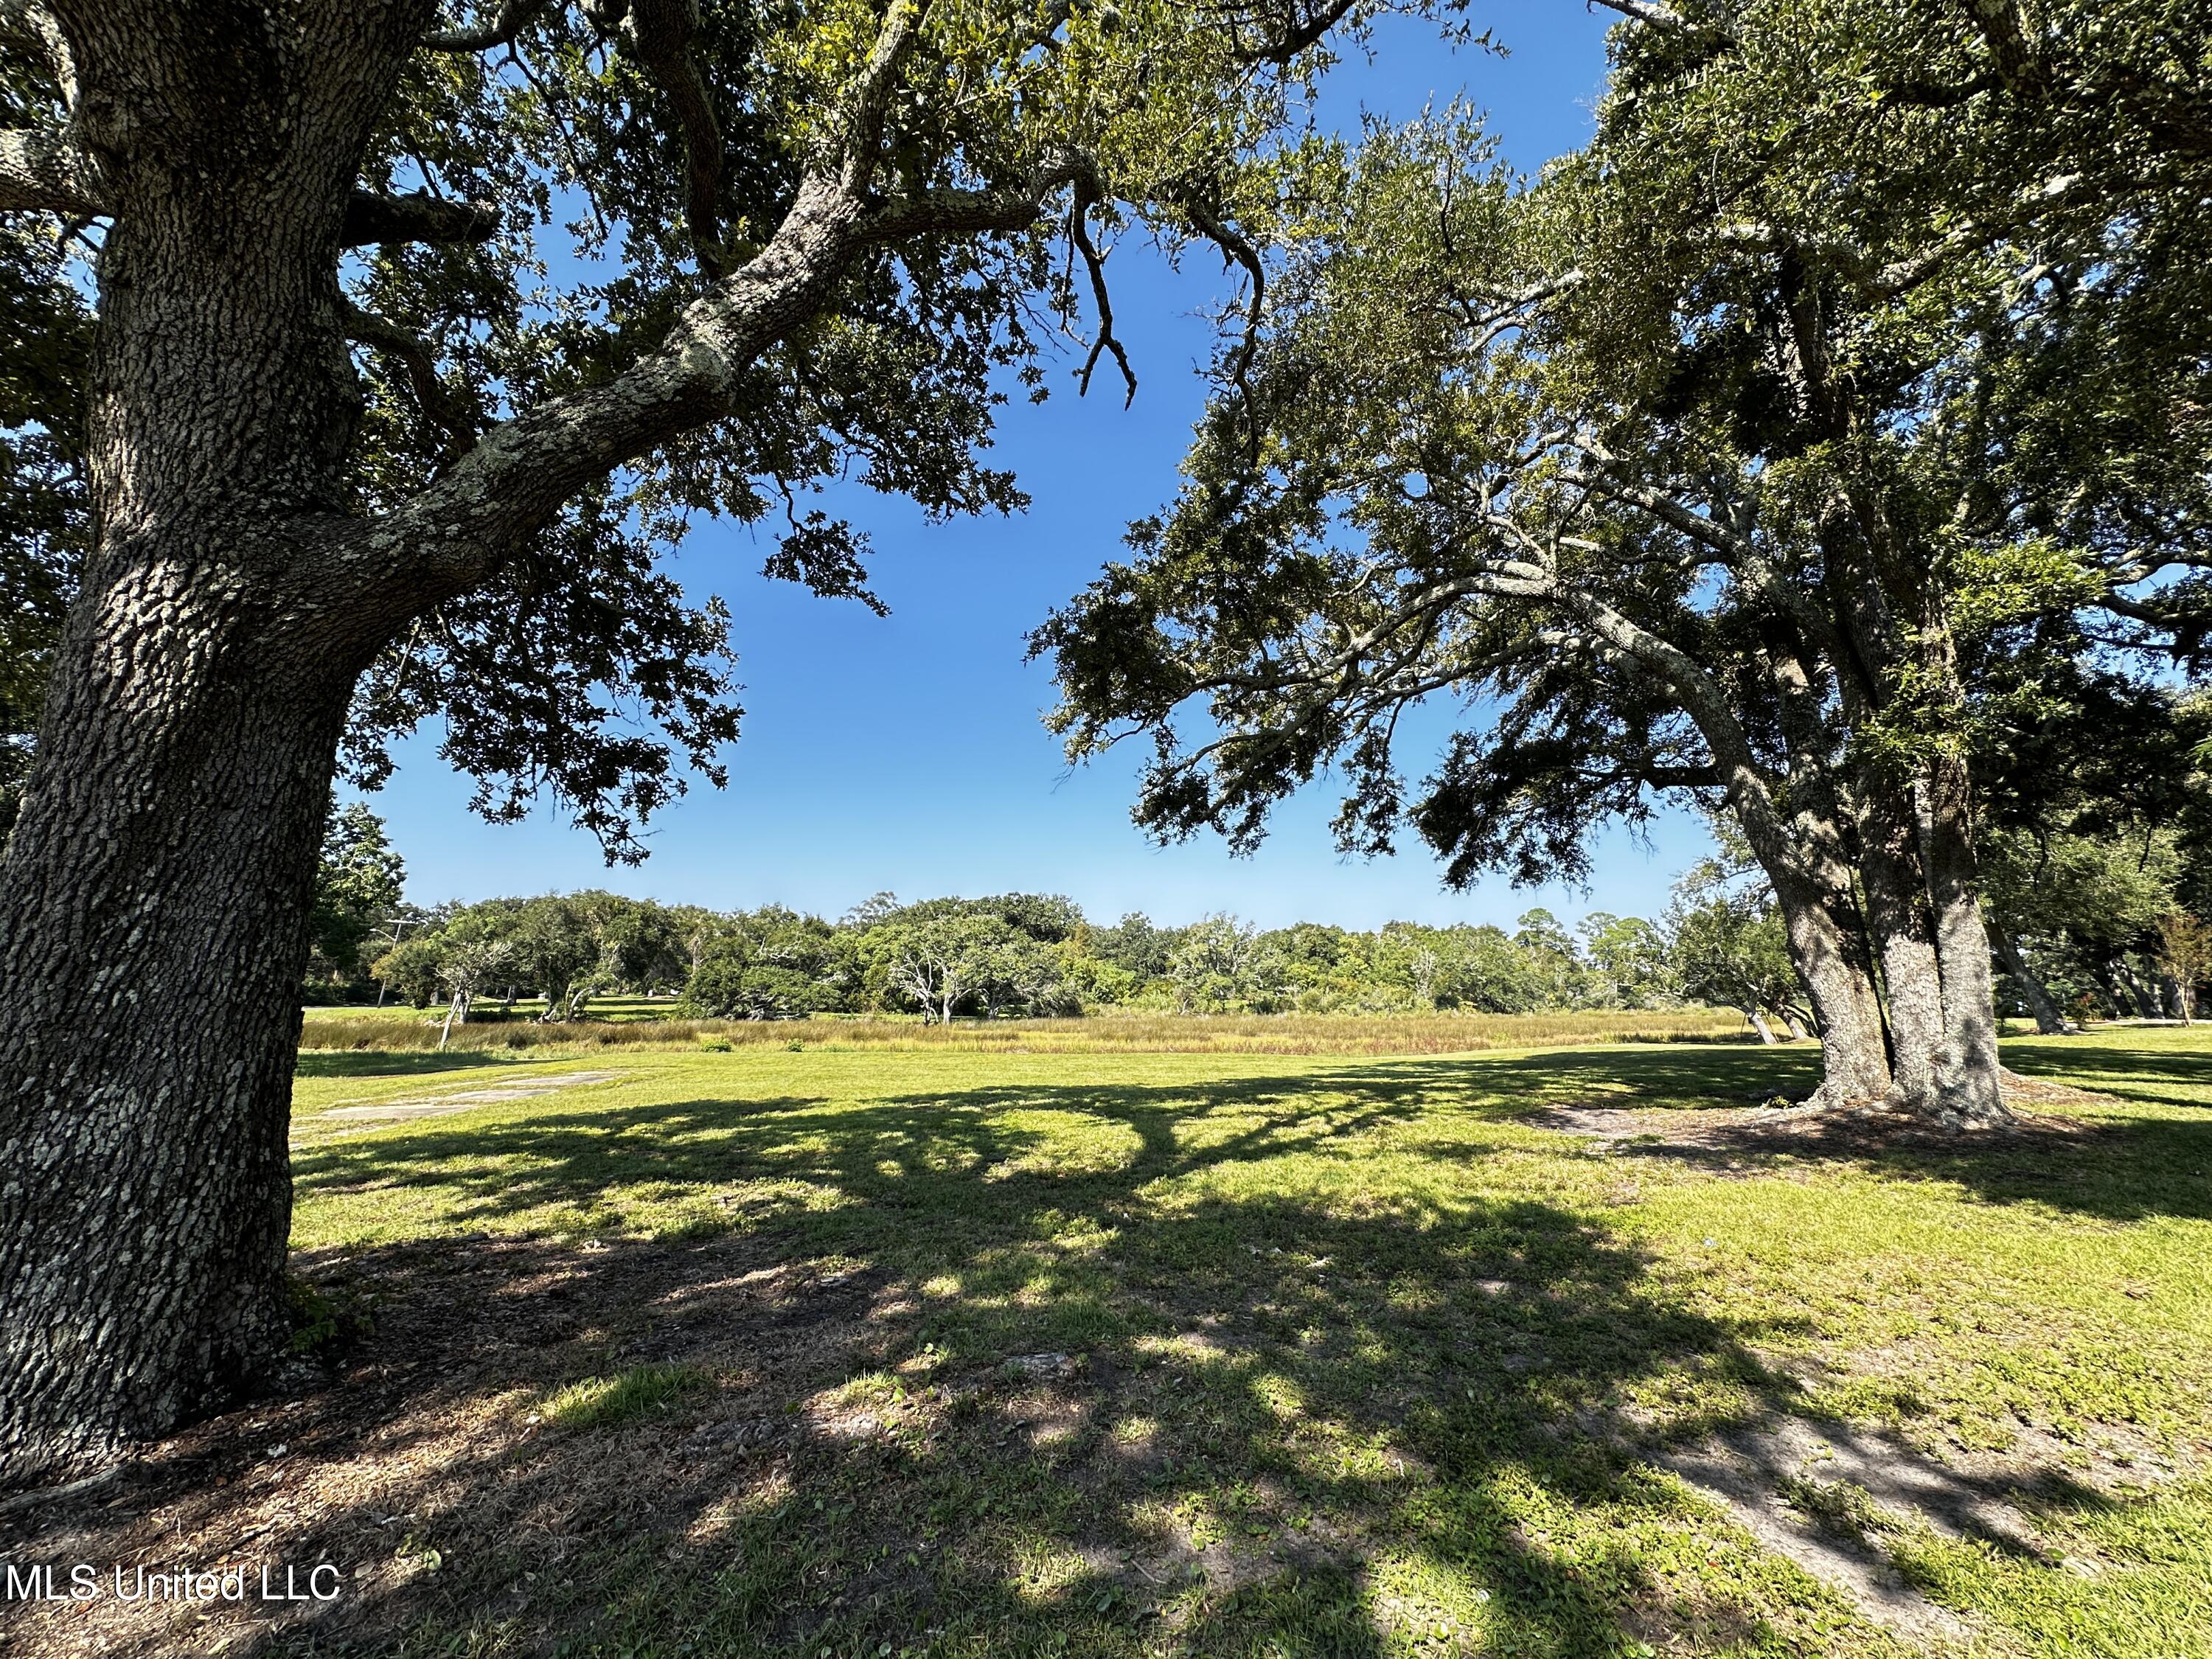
1750,656,1893,1099
0,0,428,1483
1916,758,2008,1123
1764,862,1894,1107
1989,922,2069,1035
0,607,356,1482
1854,784,1947,1107
1849,765,2010,1124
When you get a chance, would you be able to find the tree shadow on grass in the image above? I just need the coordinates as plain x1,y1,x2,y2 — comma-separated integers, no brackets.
279,1044,1807,1223
10,1045,2173,1655
1831,1116,2212,1224
1472,1044,1825,1106
5,1053,1950,1659
1999,1040,2212,1107
284,1063,1464,1248
1495,1043,2212,1227
1,1211,1819,1658
285,1035,2212,1234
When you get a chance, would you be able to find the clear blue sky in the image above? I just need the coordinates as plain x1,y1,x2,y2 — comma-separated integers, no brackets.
366,3,1716,931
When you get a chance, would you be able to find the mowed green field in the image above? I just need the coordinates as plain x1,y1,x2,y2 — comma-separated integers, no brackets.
254,1026,2212,1657
21,1024,2186,1659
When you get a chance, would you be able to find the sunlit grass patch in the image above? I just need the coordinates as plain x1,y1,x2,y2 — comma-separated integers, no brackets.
535,1362,709,1430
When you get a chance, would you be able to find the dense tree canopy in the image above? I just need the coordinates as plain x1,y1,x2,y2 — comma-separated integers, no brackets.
0,0,1437,855
1034,0,2212,1122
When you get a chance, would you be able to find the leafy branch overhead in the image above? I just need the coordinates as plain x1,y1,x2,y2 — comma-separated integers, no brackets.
3,0,1495,1478
1038,1,2212,872
0,0,1416,855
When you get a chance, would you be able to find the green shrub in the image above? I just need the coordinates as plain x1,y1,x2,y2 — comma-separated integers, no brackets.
285,1276,373,1356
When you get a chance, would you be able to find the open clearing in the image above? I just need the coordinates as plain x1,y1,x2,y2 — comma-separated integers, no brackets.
4,1023,2208,1657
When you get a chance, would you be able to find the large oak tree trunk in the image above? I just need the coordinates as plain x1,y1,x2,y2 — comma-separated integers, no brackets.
0,597,357,1481
0,1,424,1483
1818,497,2009,1126
1849,765,2008,1125
1854,784,1948,1107
1764,863,1893,1107
1714,620,1900,1107
1916,758,2007,1123
1768,261,2010,1127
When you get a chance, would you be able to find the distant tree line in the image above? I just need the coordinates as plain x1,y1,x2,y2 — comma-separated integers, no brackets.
309,796,2208,1033
353,884,1692,1027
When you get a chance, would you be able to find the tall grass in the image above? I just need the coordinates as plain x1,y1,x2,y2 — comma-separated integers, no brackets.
300,1006,1758,1057
299,995,674,1024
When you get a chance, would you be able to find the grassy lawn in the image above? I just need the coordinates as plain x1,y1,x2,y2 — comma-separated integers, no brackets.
291,1006,1758,1056
9,1025,2208,1658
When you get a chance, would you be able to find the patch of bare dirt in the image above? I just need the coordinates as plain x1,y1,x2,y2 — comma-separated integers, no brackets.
302,1069,627,1137
1651,1405,2193,1650
1658,1421,1988,1648
1526,1102,1786,1153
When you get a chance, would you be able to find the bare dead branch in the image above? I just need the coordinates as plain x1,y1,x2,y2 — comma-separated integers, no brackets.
1071,190,1136,407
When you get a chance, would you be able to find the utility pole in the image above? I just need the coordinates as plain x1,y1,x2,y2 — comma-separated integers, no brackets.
370,911,423,1006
